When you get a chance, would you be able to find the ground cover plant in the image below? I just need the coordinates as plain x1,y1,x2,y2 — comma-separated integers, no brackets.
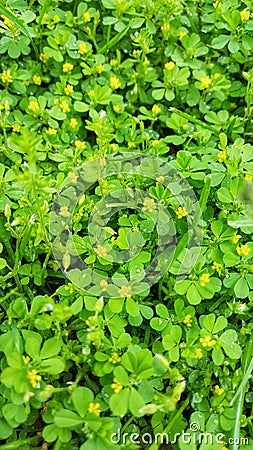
1,0,253,449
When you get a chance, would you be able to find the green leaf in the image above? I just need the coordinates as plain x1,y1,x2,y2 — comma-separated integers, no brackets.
234,277,249,299
54,409,83,428
129,387,145,416
211,35,230,49
72,387,93,418
109,388,129,416
187,284,202,305
40,338,61,359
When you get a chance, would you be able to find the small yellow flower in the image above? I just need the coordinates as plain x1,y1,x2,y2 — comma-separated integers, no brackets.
153,139,160,146
111,378,123,394
214,385,224,396
53,15,60,23
113,105,120,113
236,244,251,257
60,101,70,113
63,62,73,73
110,76,121,90
118,285,132,298
245,173,252,182
59,206,70,217
110,143,118,152
96,64,104,74
40,53,49,63
240,9,250,22
200,336,216,347
78,42,88,55
231,234,241,244
128,142,135,148
86,316,97,327
88,402,101,416
95,245,107,258
213,73,221,79
217,150,227,163
65,84,74,95
212,261,222,272
175,206,187,219
75,140,86,150
165,61,175,71
46,128,57,135
33,75,41,85
12,123,20,132
1,70,12,83
100,279,108,292
161,23,170,32
42,12,49,22
200,76,211,89
109,352,121,364
183,314,192,327
142,198,156,213
68,172,78,183
69,118,78,128
53,98,59,105
88,89,95,98
195,348,203,359
199,273,210,287
152,104,161,115
83,11,91,22
179,31,187,40
22,355,30,365
156,175,164,184
182,124,189,131
110,59,118,66
27,369,42,388
28,100,39,113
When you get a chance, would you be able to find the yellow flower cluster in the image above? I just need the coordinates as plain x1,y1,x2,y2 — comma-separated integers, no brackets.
110,76,121,89
40,53,49,63
22,355,30,365
161,23,170,32
113,105,120,113
236,244,250,257
78,42,88,55
153,140,160,147
142,198,156,213
118,285,132,298
69,118,78,128
109,352,121,364
240,9,250,22
33,75,41,85
183,314,192,327
27,369,42,388
100,279,108,291
217,150,227,162
83,11,91,22
231,234,241,244
152,104,161,115
212,261,222,272
88,402,101,416
110,143,118,151
179,31,186,40
65,84,73,95
75,140,86,150
28,100,39,113
165,61,175,71
200,335,216,347
1,70,12,83
128,142,135,148
63,62,73,73
214,385,224,395
194,348,203,359
96,64,104,74
46,128,57,135
200,76,211,89
95,245,107,258
245,173,252,182
86,316,97,327
110,59,118,66
59,205,70,217
199,273,210,287
12,123,20,132
111,378,123,393
60,101,70,113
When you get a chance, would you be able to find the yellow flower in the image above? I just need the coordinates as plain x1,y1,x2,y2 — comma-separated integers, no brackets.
86,316,97,327
65,84,74,95
96,64,104,74
69,118,78,128
27,369,42,388
12,123,20,132
100,279,108,292
118,285,132,298
179,31,187,40
83,11,91,22
110,143,118,151
245,173,252,182
63,62,73,73
111,378,123,394
142,198,156,213
212,261,222,272
68,172,78,183
183,314,192,327
113,105,120,113
53,15,60,23
175,206,187,219
152,104,161,115
214,385,224,396
28,100,39,113
46,128,57,135
153,139,160,146
182,124,189,131
33,75,41,85
40,53,49,63
60,101,70,113
128,142,135,148
156,175,164,183
200,336,216,347
236,244,250,257
165,61,175,71
161,23,170,32
199,273,210,287
88,89,95,98
195,348,203,359
75,140,86,150
95,245,107,258
78,42,88,55
200,76,211,89
53,99,59,105
22,355,30,365
240,9,250,22
213,73,221,79
59,206,70,217
110,76,121,90
87,402,101,416
109,352,121,364
1,70,12,83
217,150,227,163
110,59,118,66
231,234,241,244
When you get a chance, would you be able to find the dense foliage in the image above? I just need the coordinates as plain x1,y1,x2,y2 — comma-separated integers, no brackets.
1,0,253,449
